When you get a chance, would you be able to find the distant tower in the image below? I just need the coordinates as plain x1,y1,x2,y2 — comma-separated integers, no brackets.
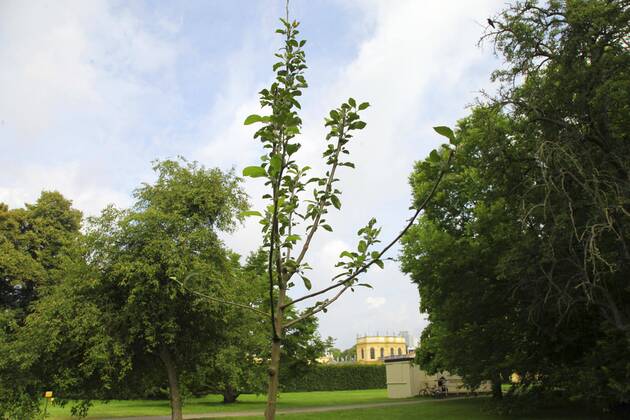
399,331,411,347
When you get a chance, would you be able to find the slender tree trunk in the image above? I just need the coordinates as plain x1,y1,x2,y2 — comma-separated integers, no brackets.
265,287,286,420
491,376,503,400
160,347,183,420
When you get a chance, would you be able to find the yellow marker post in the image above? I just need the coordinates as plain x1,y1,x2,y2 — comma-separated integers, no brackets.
43,391,53,417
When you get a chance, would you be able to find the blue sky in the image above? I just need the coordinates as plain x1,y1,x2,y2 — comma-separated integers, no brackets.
0,0,503,349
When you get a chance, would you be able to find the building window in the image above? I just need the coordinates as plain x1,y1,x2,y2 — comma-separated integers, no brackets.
370,348,375,359
380,348,384,359
390,347,394,356
397,348,402,355
361,349,364,359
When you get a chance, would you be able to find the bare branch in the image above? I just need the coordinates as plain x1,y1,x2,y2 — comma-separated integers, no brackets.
170,277,267,318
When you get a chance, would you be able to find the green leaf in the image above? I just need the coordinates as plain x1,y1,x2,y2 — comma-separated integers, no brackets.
339,251,354,259
358,240,367,253
242,166,267,178
244,114,264,125
322,224,333,232
286,143,300,156
301,276,312,290
239,210,262,218
330,195,341,210
269,155,282,173
374,259,384,269
286,126,300,136
433,126,455,142
429,149,441,163
348,98,356,107
286,234,301,242
358,102,370,111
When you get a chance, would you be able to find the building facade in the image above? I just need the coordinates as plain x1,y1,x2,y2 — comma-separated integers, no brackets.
384,355,492,398
355,335,407,364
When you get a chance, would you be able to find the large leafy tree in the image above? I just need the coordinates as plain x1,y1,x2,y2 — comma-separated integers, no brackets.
486,0,630,332
80,159,248,420
0,192,83,418
402,107,542,398
486,0,630,407
403,0,630,410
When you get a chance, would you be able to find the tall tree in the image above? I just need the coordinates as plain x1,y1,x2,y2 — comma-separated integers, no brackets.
403,0,630,410
485,0,630,406
401,107,535,399
0,192,83,418
81,159,248,420
484,0,630,332
239,7,454,419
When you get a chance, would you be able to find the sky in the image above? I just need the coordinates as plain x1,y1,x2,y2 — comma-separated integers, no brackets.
0,0,504,349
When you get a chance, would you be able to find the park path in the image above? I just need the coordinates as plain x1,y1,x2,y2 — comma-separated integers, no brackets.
105,396,474,420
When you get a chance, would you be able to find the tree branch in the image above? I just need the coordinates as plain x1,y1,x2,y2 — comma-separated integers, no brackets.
282,150,455,310
292,125,345,272
170,277,267,318
284,282,352,328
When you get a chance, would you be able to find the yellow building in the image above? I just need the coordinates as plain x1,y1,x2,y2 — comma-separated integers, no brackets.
356,335,407,364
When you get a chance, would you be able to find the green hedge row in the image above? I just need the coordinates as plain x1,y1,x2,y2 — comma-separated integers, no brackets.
281,364,386,392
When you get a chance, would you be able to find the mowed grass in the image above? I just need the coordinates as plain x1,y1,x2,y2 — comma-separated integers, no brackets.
47,390,616,419
222,398,616,420
47,389,397,419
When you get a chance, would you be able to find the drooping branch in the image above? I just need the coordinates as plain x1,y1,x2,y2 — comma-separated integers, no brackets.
170,277,267,318
282,149,455,310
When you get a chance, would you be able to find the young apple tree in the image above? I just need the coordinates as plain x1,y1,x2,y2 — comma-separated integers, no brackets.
241,9,457,420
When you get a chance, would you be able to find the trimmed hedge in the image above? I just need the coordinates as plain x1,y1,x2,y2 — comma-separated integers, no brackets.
281,364,386,392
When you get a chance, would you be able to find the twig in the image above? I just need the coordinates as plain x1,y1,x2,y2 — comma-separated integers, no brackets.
170,277,267,318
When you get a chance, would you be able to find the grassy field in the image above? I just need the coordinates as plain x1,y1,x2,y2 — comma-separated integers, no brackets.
47,389,615,419
223,398,614,420
47,389,396,419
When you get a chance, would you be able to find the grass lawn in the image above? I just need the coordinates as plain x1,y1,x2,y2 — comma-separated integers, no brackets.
223,398,615,420
47,389,397,419
47,390,616,419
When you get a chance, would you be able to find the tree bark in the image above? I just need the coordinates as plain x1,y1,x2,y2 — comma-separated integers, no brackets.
160,347,183,420
264,336,282,419
222,385,240,404
264,287,285,420
491,377,503,400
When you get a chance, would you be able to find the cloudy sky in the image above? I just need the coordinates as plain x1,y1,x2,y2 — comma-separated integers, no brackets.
0,0,503,349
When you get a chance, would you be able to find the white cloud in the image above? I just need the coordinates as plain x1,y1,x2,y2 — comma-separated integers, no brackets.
0,0,180,214
366,296,387,310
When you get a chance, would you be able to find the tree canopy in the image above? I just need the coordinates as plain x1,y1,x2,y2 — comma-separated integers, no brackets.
402,0,630,410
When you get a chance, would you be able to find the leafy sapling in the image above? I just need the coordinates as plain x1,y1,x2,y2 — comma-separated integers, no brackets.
240,10,458,420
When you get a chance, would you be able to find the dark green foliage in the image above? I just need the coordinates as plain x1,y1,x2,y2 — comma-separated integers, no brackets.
0,192,84,418
402,0,630,411
184,249,329,404
281,365,386,392
79,159,248,418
